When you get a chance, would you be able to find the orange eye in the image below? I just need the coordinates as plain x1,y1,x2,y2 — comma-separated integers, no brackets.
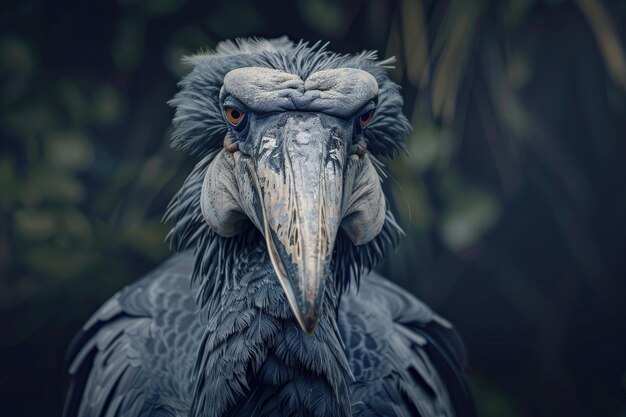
359,110,374,128
225,107,245,125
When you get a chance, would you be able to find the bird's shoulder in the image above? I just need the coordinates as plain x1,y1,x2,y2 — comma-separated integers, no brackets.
339,272,476,417
63,252,200,417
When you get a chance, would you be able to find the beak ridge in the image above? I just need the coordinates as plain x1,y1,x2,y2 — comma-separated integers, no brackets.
256,115,345,335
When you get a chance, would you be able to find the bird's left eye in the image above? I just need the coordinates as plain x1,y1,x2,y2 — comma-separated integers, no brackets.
225,107,245,126
359,110,374,128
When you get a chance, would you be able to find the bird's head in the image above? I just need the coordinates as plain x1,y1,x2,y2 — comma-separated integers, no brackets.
167,38,410,335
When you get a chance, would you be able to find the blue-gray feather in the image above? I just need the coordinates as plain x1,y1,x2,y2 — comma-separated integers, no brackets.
64,38,475,417
65,251,473,417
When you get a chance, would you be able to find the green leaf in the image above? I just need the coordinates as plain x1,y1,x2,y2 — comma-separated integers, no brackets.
112,17,146,70
407,124,454,173
440,178,501,251
92,84,122,125
44,131,94,172
297,0,345,36
13,209,57,241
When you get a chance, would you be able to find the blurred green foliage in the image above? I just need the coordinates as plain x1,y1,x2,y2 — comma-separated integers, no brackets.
1,0,626,416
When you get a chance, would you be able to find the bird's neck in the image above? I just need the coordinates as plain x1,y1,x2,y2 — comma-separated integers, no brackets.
190,244,353,417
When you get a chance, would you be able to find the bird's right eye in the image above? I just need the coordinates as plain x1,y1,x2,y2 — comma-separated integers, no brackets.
225,107,245,126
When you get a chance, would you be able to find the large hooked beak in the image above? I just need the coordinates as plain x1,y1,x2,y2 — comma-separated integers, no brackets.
255,114,346,335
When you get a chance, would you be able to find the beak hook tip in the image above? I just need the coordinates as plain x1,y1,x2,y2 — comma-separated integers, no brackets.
302,317,318,336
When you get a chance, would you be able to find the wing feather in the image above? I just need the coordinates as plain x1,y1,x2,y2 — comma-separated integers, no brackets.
64,254,198,417
64,293,154,417
341,272,476,417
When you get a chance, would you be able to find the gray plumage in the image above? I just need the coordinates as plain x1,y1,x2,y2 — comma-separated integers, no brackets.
64,38,475,417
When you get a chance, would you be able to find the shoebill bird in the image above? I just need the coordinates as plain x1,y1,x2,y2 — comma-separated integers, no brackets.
63,38,476,417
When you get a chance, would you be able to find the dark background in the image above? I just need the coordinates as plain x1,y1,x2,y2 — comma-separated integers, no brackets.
1,0,626,416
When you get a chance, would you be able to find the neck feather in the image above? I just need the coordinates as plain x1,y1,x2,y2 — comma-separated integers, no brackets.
190,244,353,417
